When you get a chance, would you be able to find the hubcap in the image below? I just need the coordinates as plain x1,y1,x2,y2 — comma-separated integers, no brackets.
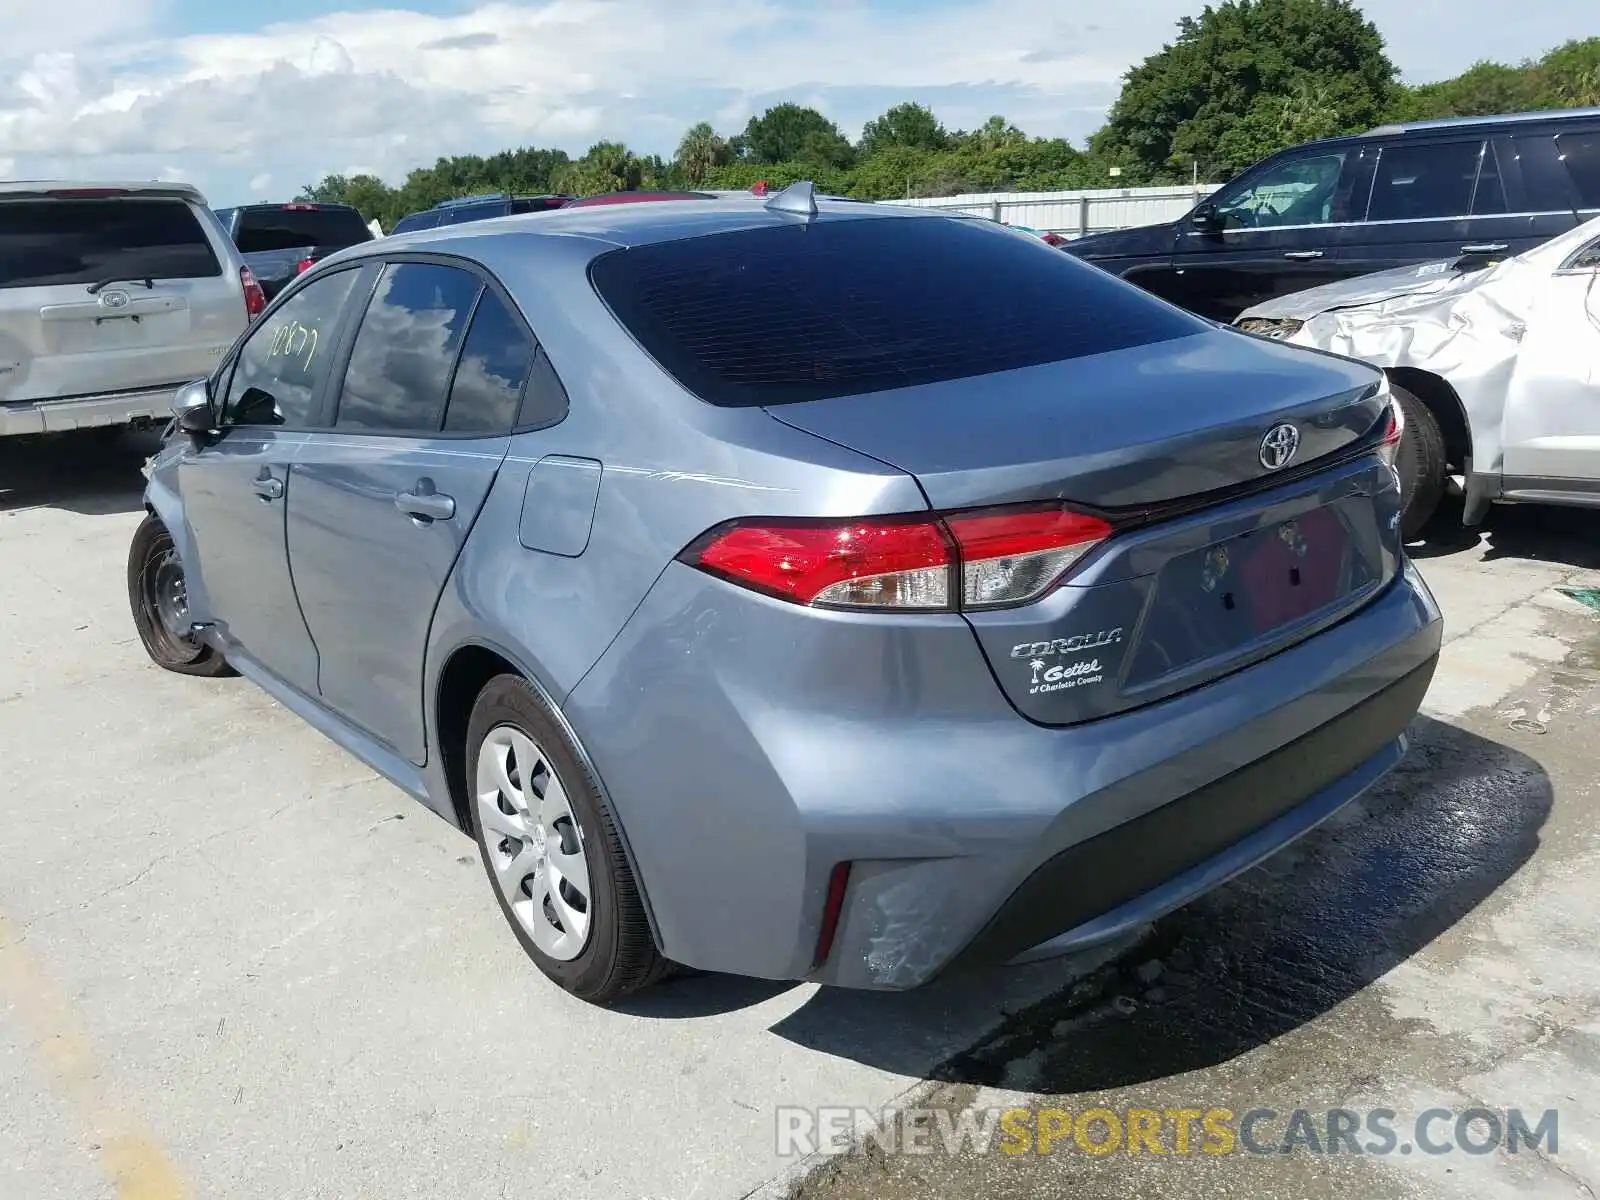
151,550,191,638
475,726,593,961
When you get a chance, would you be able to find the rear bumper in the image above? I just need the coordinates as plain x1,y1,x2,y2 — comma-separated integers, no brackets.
0,385,181,436
565,557,1443,991
961,653,1434,971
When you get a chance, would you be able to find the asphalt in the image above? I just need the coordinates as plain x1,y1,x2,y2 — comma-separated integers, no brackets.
2,431,1598,1200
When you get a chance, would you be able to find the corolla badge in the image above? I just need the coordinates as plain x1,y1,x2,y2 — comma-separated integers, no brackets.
1259,423,1300,471
99,288,131,310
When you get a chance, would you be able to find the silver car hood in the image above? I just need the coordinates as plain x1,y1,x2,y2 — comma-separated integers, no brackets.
1238,259,1475,321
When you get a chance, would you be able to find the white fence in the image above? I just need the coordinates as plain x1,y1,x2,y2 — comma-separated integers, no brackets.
887,184,1221,238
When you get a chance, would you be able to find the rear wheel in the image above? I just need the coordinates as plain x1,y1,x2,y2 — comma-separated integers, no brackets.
127,515,234,677
1392,383,1447,541
465,675,668,1003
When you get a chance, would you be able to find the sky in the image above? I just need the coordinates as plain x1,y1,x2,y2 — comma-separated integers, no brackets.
0,0,1589,207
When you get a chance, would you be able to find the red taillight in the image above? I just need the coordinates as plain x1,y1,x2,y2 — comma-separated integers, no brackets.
239,265,267,319
692,516,953,609
946,506,1114,609
813,862,852,968
686,503,1112,612
1377,401,1405,469
47,187,130,198
294,256,316,275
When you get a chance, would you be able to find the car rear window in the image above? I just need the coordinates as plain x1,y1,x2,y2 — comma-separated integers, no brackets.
588,215,1203,406
231,207,372,252
0,197,221,290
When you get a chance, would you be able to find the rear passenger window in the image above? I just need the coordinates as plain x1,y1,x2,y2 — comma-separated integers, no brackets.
1557,132,1600,209
336,262,481,432
223,269,360,428
1369,142,1482,221
1510,135,1578,212
443,291,534,433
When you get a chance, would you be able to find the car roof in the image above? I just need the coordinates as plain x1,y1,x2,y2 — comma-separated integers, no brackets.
1366,105,1600,137
343,192,920,262
0,180,209,204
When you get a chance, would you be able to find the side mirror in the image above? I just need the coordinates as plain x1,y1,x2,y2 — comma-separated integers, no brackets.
1190,203,1223,234
172,379,214,434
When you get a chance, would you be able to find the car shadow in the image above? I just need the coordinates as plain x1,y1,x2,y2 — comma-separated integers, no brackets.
747,715,1549,1087
0,429,162,517
1409,499,1599,569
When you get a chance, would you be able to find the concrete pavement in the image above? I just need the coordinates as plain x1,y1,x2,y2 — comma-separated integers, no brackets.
2,431,1597,1200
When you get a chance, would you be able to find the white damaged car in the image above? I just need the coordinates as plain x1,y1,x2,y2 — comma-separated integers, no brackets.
1236,214,1600,539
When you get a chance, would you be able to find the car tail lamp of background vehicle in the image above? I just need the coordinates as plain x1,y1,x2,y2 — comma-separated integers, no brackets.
295,256,316,275
684,504,1115,612
1377,398,1405,469
240,265,267,319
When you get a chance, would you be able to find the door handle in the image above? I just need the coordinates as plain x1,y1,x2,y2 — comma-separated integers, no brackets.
251,475,284,501
395,482,456,522
1282,250,1324,260
1461,242,1508,254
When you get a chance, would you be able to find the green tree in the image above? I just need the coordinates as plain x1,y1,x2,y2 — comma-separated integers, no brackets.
1093,0,1398,179
858,102,949,156
742,103,855,167
1541,37,1600,106
554,141,643,195
674,122,733,184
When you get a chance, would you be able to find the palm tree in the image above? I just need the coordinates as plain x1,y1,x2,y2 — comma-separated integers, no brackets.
676,122,729,185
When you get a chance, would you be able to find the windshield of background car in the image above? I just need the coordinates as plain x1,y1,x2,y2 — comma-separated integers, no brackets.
231,208,373,252
588,215,1205,407
0,198,221,289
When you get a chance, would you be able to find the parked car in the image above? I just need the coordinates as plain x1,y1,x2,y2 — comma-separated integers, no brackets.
214,202,375,301
1068,107,1600,322
0,181,255,439
389,193,575,235
130,184,1440,1003
1236,212,1600,538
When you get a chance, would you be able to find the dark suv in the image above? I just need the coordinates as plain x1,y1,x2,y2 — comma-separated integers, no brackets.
1068,107,1600,321
390,193,574,234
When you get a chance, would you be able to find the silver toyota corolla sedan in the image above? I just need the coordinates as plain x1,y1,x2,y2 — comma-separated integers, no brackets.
130,184,1442,1003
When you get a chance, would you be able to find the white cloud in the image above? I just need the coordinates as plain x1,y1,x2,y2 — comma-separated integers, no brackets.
0,0,1587,205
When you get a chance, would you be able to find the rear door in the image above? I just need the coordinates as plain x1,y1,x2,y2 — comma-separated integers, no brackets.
1500,230,1600,491
1337,137,1532,279
286,258,529,762
0,193,242,405
1163,145,1363,321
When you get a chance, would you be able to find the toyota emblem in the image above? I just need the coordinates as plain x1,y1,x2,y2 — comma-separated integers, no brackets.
99,289,131,310
1259,423,1300,471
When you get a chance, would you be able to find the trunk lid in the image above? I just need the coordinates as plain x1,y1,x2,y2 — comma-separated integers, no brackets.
766,328,1400,725
763,328,1384,511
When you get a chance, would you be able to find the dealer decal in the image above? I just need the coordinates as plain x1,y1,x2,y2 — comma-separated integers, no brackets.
1028,657,1104,694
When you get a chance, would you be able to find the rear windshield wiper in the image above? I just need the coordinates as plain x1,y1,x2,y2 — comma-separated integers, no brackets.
87,276,155,295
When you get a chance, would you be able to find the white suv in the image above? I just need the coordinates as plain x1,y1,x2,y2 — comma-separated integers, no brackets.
0,181,261,438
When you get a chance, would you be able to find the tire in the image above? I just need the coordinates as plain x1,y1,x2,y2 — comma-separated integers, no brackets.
127,514,235,677
1392,383,1447,542
465,674,668,1004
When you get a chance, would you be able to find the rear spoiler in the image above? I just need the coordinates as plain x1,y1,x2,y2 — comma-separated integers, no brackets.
0,182,208,204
